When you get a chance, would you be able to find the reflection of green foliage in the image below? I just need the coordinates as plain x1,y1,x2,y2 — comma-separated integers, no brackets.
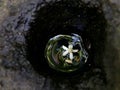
79,50,82,60
57,48,64,63
45,34,88,72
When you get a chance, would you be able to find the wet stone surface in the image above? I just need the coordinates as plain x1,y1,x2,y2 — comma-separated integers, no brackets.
0,0,120,90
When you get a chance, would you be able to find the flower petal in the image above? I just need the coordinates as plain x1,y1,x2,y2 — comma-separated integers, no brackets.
65,59,72,64
63,51,69,56
69,53,74,60
68,44,73,49
73,49,78,52
62,45,68,50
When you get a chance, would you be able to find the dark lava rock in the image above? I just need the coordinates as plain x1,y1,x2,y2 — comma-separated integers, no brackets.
0,0,120,90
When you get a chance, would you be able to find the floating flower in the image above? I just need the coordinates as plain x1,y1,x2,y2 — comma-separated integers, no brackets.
62,44,78,63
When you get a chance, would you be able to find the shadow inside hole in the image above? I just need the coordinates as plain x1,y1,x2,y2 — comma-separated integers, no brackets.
26,0,107,82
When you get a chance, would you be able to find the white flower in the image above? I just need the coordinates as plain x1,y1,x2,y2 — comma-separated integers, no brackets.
62,44,78,62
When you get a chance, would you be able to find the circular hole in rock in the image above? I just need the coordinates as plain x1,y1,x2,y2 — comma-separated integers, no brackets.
26,0,107,78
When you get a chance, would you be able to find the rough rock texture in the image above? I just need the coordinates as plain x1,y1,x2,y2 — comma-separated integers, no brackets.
0,0,120,90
